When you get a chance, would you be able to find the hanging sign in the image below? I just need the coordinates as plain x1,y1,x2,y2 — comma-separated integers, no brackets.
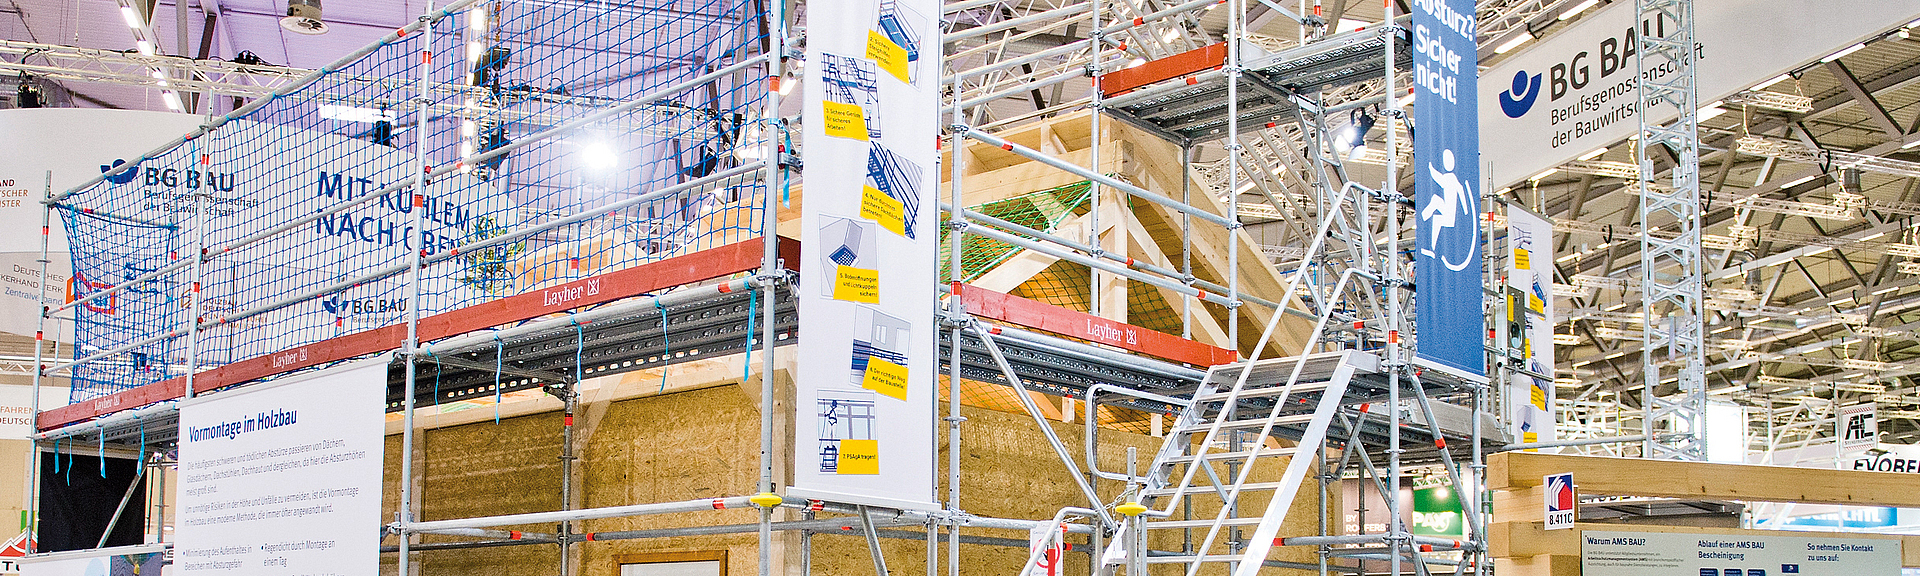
1411,0,1486,377
795,0,939,509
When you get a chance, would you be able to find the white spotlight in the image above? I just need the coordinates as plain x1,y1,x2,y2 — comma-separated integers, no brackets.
581,142,617,170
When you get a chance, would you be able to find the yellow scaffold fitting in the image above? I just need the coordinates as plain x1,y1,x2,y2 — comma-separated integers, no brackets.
750,492,785,508
1115,502,1148,517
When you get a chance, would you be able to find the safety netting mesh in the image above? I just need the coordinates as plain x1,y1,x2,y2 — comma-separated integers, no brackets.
938,180,1091,281
58,0,770,402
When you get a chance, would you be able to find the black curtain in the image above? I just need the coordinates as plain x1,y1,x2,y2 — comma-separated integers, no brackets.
37,453,144,552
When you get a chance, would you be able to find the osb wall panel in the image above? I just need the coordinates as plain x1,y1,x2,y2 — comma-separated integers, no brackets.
382,411,566,575
384,384,1333,576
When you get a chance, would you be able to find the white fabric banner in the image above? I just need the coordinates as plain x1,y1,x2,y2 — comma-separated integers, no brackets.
793,0,940,509
1582,530,1900,576
1506,208,1555,444
174,359,386,575
1479,0,1920,188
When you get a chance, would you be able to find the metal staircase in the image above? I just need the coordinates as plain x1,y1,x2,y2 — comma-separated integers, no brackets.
1101,350,1379,576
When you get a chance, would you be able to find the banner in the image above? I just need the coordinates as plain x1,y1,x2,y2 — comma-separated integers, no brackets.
794,0,939,509
1480,0,1920,188
174,359,385,576
1411,0,1485,376
0,109,207,344
1582,530,1899,576
1839,402,1877,453
1505,208,1554,443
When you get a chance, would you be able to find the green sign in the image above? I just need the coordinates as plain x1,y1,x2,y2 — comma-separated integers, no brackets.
1412,484,1465,537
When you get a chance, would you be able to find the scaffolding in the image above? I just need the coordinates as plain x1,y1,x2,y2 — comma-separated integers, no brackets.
22,0,1507,574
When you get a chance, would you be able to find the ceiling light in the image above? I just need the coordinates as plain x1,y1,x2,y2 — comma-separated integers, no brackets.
468,5,488,32
1578,147,1608,161
1822,42,1867,63
581,141,617,170
162,91,183,112
1126,58,1146,68
281,0,330,35
1756,73,1792,90
319,104,397,123
136,40,154,57
1494,33,1532,54
120,6,143,29
1530,168,1557,181
1161,28,1181,43
1558,0,1599,20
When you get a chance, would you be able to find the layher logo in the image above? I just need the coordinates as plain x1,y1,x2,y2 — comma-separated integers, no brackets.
1499,70,1543,118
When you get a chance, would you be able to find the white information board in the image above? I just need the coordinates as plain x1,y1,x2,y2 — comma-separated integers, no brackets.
174,359,386,575
1506,207,1554,445
1478,0,1920,188
793,0,940,510
1582,530,1900,576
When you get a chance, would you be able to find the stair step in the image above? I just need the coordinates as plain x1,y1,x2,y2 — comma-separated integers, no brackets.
1195,381,1333,403
1163,447,1299,464
1142,480,1290,498
1172,414,1316,435
1139,517,1266,529
1140,554,1251,564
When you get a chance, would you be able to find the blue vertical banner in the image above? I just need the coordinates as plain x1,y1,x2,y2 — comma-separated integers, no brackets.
1410,0,1484,376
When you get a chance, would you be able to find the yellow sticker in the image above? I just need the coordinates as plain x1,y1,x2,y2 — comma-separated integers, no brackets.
836,439,879,474
1513,248,1531,270
833,265,880,303
861,357,910,401
822,101,869,140
860,186,906,236
1528,293,1545,314
867,30,910,84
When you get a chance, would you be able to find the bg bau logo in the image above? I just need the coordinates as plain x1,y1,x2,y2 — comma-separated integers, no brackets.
1499,70,1542,118
322,292,406,326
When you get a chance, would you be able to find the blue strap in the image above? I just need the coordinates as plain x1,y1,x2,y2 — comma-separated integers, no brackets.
493,335,504,425
573,320,584,386
743,288,757,384
655,299,671,392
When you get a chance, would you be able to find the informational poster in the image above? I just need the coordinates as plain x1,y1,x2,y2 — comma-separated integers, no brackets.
17,543,167,576
174,359,385,575
1411,0,1485,376
1839,403,1877,453
794,0,938,509
1479,0,1920,188
1506,208,1554,443
1581,530,1900,576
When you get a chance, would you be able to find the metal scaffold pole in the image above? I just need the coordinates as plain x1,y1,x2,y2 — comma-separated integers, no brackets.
1635,0,1707,461
396,5,434,573
26,172,52,555
757,0,787,570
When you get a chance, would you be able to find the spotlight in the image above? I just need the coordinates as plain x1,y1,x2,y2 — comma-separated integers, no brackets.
16,75,43,109
1334,108,1375,160
580,141,616,170
471,46,511,88
477,127,509,170
281,0,329,35
370,119,395,147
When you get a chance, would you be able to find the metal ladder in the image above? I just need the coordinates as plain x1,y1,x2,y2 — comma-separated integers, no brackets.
1100,350,1377,576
